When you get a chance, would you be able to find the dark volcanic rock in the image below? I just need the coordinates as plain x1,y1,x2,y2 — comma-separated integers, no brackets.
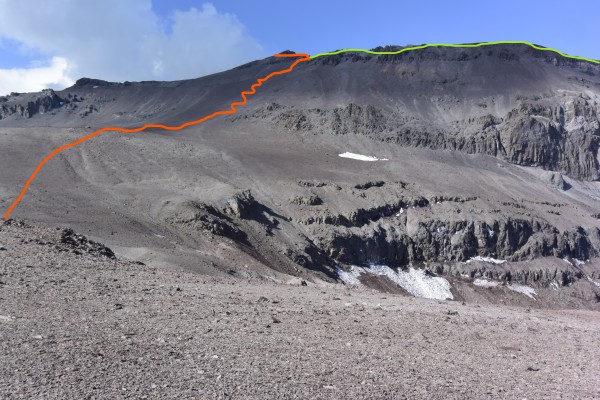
73,78,114,87
58,228,116,259
0,89,64,120
319,217,598,272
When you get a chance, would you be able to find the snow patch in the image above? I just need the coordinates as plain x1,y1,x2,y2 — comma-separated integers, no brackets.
466,256,506,265
473,278,499,288
564,258,585,267
550,281,559,291
338,152,388,162
337,265,453,300
507,284,537,299
336,266,364,286
587,276,600,288
370,265,453,300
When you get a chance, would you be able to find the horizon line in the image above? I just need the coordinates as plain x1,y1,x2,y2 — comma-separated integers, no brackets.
308,40,600,65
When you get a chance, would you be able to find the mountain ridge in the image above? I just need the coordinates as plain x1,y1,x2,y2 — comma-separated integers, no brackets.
1,43,599,307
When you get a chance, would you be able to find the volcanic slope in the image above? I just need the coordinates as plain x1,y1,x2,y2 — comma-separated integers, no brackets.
1,43,600,308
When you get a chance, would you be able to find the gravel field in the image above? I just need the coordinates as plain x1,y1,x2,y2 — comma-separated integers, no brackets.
1,221,599,399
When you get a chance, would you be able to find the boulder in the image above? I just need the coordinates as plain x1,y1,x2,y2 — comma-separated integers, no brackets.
226,190,256,218
540,171,567,190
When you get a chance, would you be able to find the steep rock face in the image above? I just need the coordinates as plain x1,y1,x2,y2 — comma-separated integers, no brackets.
499,100,600,180
0,89,64,119
445,262,591,287
161,183,600,289
315,217,598,268
252,97,600,180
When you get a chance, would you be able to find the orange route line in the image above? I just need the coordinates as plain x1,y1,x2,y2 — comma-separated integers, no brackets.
3,53,310,219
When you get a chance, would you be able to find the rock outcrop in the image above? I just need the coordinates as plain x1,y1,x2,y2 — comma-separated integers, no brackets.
317,218,598,268
253,98,600,181
225,190,256,218
0,89,64,120
541,171,568,190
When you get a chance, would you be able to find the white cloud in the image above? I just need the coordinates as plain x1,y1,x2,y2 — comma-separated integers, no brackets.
0,0,264,94
0,57,74,94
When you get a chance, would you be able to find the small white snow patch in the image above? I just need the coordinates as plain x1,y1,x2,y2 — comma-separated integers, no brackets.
466,256,506,265
563,257,573,266
93,86,99,89
338,152,388,161
337,266,364,286
473,278,499,288
564,258,585,266
337,265,453,300
550,281,559,291
507,284,537,299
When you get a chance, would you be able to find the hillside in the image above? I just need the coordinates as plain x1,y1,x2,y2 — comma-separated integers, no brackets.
1,219,600,398
1,43,599,308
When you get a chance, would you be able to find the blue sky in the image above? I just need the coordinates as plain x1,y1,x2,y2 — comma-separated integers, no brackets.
0,0,598,94
154,0,600,58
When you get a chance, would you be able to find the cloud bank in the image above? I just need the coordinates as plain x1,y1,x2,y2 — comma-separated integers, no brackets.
0,1,264,95
0,57,74,94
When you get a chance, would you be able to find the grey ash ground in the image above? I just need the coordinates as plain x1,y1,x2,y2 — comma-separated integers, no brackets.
1,220,600,399
1,43,600,398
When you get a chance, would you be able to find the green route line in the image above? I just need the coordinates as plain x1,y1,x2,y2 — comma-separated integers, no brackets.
309,40,600,65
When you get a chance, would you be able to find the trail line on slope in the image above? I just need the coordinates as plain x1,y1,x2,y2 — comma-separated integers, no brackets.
310,40,600,65
2,53,310,219
4,40,598,219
